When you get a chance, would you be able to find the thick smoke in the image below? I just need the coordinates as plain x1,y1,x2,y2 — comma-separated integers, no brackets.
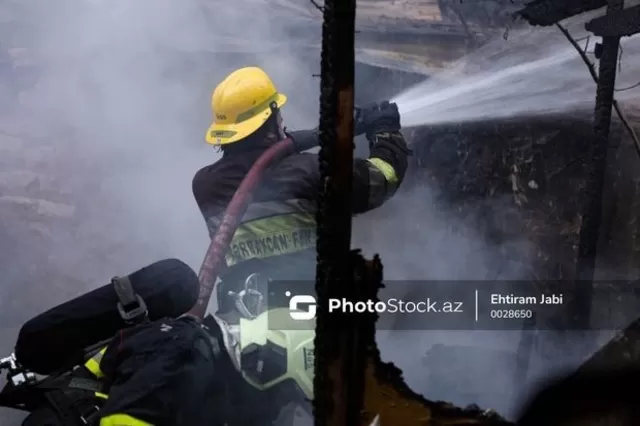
1,0,319,423
0,0,635,424
353,6,639,420
4,0,321,293
353,178,536,417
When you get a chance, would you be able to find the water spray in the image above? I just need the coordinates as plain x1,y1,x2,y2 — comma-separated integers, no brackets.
388,31,640,130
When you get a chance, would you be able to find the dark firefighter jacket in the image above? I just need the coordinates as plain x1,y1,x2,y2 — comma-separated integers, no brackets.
191,129,409,285
78,315,285,426
82,317,231,426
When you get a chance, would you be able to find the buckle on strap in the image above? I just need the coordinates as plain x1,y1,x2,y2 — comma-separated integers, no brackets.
80,404,101,424
112,276,148,325
227,273,268,319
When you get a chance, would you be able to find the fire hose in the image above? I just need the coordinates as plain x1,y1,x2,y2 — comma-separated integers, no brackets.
187,137,295,320
186,102,386,319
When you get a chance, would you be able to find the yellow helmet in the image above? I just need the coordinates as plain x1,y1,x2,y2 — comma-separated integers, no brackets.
206,67,288,145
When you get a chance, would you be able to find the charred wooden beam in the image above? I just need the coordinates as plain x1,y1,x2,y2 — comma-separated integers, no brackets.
572,0,624,329
585,3,640,36
362,335,514,426
516,0,607,26
313,0,365,424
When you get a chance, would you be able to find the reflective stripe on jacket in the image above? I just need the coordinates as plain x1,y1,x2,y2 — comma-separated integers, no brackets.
84,346,107,378
192,129,408,270
100,413,153,426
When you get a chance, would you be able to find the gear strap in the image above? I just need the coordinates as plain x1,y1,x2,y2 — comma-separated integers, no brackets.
68,377,103,393
39,375,105,426
112,275,149,325
44,389,103,425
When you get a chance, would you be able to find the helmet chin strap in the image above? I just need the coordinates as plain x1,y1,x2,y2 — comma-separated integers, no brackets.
278,125,287,140
270,103,286,140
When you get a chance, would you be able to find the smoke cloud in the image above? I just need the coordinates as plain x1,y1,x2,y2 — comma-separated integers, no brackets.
0,0,635,424
3,0,321,294
1,1,320,422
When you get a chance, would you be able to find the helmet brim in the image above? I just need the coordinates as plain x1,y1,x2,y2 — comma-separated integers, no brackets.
205,93,287,145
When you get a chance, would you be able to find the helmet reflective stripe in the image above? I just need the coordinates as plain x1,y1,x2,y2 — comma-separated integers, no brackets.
208,130,237,145
235,93,279,124
234,308,315,400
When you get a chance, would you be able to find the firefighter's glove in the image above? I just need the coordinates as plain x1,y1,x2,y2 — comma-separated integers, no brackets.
360,101,401,142
355,101,400,137
370,131,413,161
288,128,319,152
354,102,378,136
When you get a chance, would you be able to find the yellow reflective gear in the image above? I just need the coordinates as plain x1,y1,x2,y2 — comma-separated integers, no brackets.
225,212,316,266
206,67,287,146
206,198,315,237
95,392,109,399
367,157,398,184
237,308,315,400
84,347,107,378
99,414,153,426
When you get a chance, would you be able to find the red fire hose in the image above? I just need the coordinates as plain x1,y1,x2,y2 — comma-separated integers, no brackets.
187,137,295,320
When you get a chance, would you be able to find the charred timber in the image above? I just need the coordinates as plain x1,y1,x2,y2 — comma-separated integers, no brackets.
516,0,607,26
313,0,367,425
585,3,640,36
572,0,624,329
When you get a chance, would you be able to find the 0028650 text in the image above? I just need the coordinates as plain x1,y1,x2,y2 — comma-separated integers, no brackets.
489,309,533,320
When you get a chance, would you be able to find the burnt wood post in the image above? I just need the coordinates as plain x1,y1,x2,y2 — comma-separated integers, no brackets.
313,0,367,424
572,0,624,329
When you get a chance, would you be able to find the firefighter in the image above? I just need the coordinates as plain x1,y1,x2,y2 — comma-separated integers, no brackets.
192,66,411,320
5,66,409,426
11,259,225,426
8,260,314,425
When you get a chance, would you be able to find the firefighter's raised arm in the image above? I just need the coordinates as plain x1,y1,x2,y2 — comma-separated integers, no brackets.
288,100,409,214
